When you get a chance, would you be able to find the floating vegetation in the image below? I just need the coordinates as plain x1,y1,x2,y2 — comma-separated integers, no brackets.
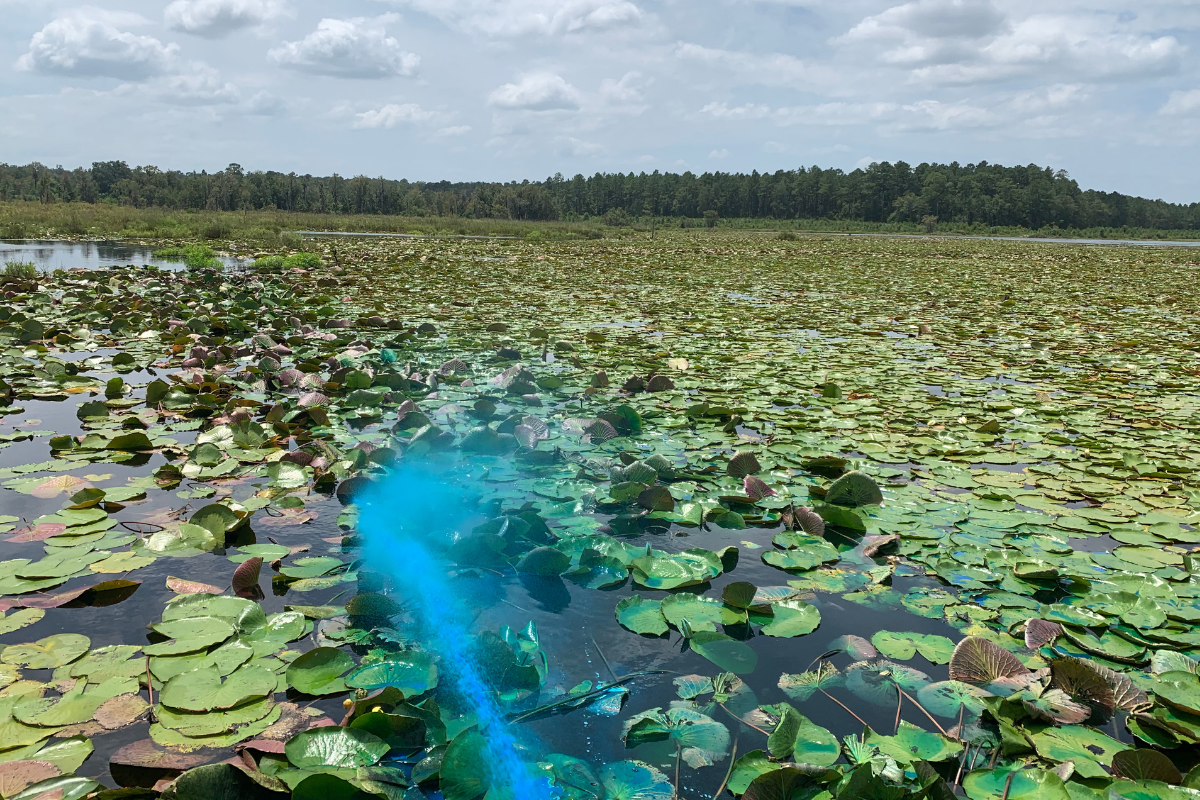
0,233,1198,799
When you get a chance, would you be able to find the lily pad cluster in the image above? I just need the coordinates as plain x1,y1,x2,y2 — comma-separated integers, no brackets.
0,233,1198,798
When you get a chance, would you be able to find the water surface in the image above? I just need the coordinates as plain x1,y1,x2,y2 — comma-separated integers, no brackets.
0,240,245,271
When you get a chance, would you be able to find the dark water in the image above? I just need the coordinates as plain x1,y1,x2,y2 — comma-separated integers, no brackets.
0,357,963,792
0,240,246,272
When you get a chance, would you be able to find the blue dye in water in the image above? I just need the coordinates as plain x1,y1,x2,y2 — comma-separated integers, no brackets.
357,466,557,799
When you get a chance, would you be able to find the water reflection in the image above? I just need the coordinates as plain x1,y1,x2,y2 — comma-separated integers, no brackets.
0,239,244,272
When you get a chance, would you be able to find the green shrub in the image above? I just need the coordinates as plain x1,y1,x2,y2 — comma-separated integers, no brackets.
62,214,87,235
1,222,29,239
177,245,217,269
603,208,631,227
283,252,321,270
202,219,232,240
253,256,286,272
2,261,38,280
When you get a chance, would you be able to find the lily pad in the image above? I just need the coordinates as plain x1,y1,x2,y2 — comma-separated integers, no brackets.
344,651,437,698
286,647,354,696
2,634,90,669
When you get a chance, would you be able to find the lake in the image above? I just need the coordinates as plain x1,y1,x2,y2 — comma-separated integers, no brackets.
0,239,247,271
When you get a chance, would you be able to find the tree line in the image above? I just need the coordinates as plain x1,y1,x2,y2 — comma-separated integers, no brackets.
1,159,1197,231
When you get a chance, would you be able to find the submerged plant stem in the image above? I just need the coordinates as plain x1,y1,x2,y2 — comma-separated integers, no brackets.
898,688,947,734
509,670,669,723
591,635,617,680
713,735,738,800
718,702,770,737
821,688,869,729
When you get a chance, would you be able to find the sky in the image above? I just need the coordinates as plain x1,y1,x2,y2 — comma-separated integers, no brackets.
1,0,1198,202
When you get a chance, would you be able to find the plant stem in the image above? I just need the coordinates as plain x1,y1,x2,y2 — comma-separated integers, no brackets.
675,741,682,800
509,670,669,722
820,688,869,729
718,703,770,736
953,743,972,788
898,688,948,735
592,635,617,680
713,735,738,800
1001,768,1020,800
145,656,156,722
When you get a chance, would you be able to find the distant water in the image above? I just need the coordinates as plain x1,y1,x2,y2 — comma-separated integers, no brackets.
0,240,246,271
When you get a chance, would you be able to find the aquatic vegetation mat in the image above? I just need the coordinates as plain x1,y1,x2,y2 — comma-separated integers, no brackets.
0,233,1199,798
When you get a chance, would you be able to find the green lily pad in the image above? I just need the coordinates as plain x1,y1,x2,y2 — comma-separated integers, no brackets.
145,616,234,656
660,593,744,633
1030,726,1129,778
688,631,757,675
286,647,354,696
916,680,994,718
285,727,390,769
1,634,90,669
761,601,821,638
158,664,277,711
344,651,437,698
962,767,1071,800
615,595,669,636
623,707,730,768
865,721,962,765
872,631,955,664
766,703,840,766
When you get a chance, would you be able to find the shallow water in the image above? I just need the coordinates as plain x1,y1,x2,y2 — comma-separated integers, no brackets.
0,375,966,789
0,240,246,272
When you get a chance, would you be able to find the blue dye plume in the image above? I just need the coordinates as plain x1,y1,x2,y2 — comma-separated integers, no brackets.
357,466,555,800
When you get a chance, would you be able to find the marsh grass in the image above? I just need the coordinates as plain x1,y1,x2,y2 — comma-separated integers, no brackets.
0,201,606,244
2,199,1197,244
151,244,224,269
2,260,38,280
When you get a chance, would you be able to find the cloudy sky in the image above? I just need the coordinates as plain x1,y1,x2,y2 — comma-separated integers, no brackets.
2,0,1198,201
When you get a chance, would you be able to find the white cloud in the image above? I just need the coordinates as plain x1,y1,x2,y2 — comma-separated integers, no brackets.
383,0,643,37
708,148,730,158
701,100,898,126
1009,83,1087,114
979,15,1182,81
700,101,771,120
16,8,178,80
269,16,419,78
1160,89,1200,116
557,136,604,156
488,72,580,110
894,99,993,130
354,103,435,129
164,0,286,38
156,62,240,105
843,0,1006,47
600,71,645,103
674,43,826,89
437,125,472,136
244,90,286,115
840,3,1183,84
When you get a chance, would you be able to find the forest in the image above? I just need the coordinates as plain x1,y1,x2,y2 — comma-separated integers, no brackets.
1,158,1198,232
